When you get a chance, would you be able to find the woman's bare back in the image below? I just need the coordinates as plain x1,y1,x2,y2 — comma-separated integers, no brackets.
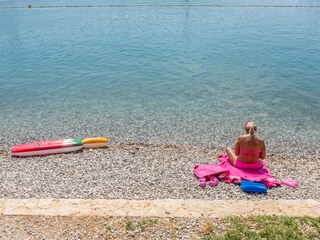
236,134,266,164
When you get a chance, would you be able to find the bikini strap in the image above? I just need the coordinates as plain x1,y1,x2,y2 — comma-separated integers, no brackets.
240,149,261,156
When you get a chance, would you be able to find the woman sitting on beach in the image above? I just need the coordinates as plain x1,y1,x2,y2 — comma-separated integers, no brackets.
225,121,266,170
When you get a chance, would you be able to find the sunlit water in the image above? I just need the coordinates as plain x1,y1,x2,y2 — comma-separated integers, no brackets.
0,1,320,157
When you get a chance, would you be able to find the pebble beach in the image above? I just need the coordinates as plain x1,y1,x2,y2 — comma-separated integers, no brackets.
1,143,319,200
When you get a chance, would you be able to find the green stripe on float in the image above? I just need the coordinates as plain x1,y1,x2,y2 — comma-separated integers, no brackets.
73,138,83,145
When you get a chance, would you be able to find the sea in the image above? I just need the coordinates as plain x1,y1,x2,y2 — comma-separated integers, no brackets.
0,0,319,157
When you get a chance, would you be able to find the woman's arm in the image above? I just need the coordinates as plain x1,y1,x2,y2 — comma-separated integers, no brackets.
235,137,240,156
260,141,266,160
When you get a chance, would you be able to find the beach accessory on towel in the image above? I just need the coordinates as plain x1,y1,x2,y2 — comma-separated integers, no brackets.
217,173,227,180
241,180,267,193
209,176,219,187
228,175,242,184
282,179,298,188
199,178,206,188
263,178,281,188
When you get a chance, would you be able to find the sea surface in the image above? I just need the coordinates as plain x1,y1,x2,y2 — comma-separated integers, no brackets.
0,0,320,157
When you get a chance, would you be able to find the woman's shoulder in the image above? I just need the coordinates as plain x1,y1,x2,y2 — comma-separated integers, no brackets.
237,135,247,142
238,134,248,139
238,134,264,142
255,135,264,142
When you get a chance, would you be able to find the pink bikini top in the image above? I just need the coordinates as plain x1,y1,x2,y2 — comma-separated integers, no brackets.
240,149,261,156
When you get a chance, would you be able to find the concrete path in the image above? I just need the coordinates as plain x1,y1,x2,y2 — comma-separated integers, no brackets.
1,199,319,218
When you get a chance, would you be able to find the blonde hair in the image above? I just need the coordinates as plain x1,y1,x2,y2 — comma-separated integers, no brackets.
245,121,257,136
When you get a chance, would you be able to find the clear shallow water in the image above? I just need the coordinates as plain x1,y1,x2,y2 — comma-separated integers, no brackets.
0,2,320,157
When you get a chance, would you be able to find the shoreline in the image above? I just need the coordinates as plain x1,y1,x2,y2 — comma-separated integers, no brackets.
1,141,315,161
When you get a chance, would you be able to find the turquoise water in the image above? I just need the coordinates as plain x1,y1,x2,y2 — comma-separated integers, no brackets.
0,1,320,156
1,0,320,6
0,0,319,6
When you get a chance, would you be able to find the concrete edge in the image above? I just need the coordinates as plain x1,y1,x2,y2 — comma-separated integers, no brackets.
1,199,319,218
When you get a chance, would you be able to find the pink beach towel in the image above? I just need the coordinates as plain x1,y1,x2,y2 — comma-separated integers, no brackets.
194,154,280,188
193,164,228,180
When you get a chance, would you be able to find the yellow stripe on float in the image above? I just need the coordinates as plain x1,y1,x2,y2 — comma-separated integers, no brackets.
82,137,109,144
